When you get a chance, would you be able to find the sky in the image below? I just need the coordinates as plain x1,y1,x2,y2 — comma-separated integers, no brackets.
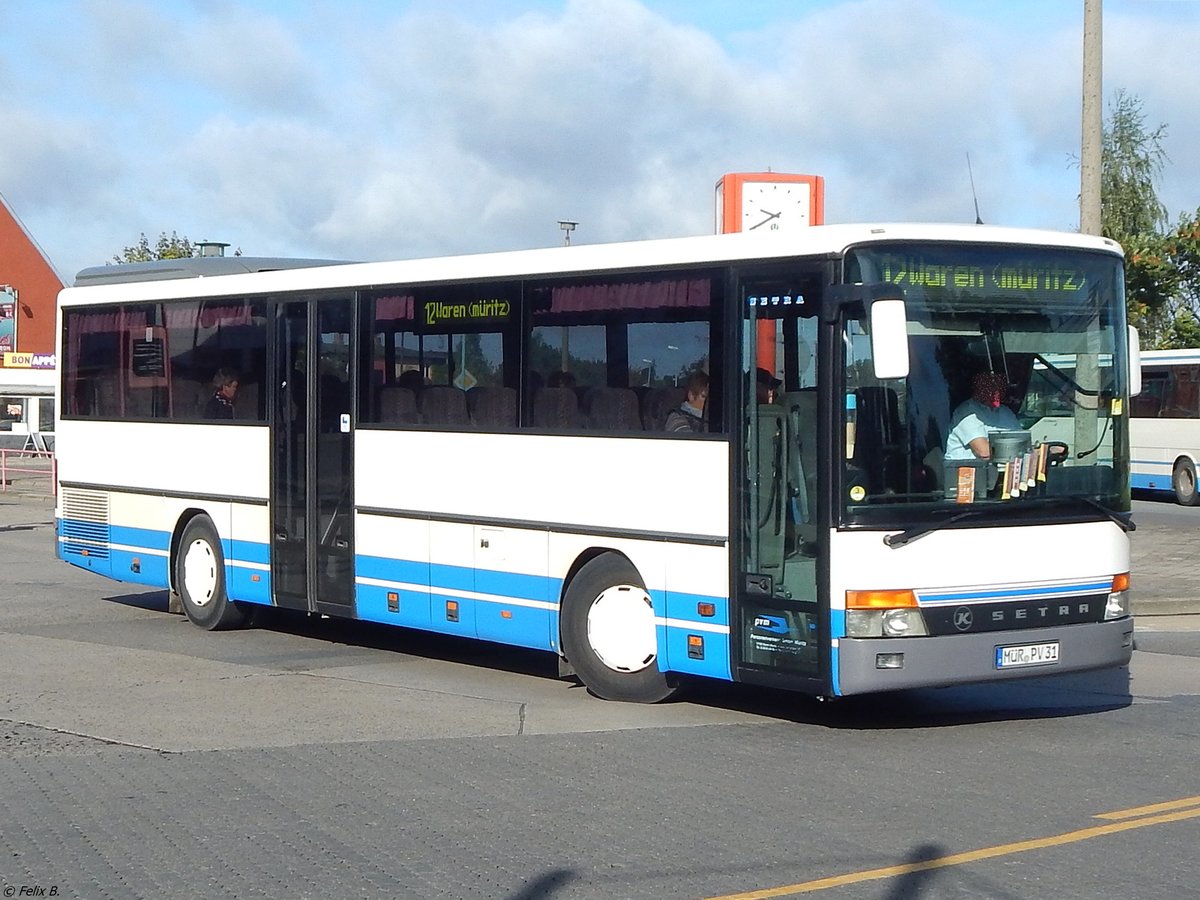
2,0,1200,283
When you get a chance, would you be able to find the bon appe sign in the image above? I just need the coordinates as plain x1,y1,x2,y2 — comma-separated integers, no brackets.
2,352,56,369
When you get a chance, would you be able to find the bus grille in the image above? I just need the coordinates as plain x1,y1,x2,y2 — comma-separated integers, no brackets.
60,488,111,559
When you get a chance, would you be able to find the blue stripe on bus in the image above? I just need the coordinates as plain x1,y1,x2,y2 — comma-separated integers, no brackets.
664,589,730,627
110,522,171,552
60,522,735,680
431,561,474,592
108,545,170,588
356,554,428,585
918,580,1112,604
1131,473,1170,491
474,567,554,604
228,566,272,606
659,625,731,680
228,539,270,566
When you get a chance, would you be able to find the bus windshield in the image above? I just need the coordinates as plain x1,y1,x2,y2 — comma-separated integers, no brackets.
841,242,1129,525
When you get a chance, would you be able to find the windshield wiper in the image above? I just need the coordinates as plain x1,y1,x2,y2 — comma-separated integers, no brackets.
882,502,1030,548
883,494,1135,548
1065,495,1136,532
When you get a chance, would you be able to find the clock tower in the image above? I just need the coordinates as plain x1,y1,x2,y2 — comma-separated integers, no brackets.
715,172,825,235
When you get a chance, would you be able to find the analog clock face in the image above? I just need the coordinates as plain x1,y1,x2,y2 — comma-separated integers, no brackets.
740,181,812,233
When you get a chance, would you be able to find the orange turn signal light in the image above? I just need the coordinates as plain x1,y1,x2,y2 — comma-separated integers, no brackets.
846,589,917,609
1112,572,1130,592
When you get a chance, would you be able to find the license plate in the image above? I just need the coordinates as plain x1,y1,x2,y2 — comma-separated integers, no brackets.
995,641,1060,669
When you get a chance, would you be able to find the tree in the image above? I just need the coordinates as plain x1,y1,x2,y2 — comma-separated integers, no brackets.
1164,208,1200,330
112,232,241,264
1098,90,1176,345
113,231,199,263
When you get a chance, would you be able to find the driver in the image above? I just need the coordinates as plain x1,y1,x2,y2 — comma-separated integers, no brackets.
945,371,1021,460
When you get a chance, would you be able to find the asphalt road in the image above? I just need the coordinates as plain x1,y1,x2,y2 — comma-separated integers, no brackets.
2,494,1198,899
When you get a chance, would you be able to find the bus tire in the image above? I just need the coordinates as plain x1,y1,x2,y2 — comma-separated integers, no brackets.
560,553,680,703
175,516,246,631
1173,459,1200,506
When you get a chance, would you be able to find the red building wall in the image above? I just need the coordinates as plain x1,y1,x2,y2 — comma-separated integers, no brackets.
0,192,64,359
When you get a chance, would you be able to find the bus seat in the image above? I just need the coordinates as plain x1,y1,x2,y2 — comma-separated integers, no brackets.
853,386,905,494
95,374,120,417
379,386,419,424
641,386,686,430
419,385,469,427
236,380,260,420
532,386,579,429
583,386,641,431
468,385,517,429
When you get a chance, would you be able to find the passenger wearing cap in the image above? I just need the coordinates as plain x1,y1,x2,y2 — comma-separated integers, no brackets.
945,371,1021,460
756,367,781,404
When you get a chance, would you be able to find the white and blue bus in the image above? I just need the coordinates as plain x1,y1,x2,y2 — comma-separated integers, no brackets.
55,225,1136,702
1127,348,1200,505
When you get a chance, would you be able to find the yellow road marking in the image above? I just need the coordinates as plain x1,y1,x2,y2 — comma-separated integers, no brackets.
706,804,1200,900
1094,794,1200,821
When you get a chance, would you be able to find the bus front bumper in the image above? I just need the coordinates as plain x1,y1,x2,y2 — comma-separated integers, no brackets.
835,617,1134,696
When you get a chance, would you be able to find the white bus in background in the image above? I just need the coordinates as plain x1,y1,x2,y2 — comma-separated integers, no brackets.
1128,348,1200,505
55,225,1136,703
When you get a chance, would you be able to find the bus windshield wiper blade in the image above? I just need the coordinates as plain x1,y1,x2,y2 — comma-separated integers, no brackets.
883,502,1034,548
884,495,1135,548
1067,495,1136,532
884,507,987,548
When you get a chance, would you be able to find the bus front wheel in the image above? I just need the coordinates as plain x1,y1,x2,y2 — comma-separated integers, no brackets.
560,553,680,703
1173,459,1199,506
175,516,246,630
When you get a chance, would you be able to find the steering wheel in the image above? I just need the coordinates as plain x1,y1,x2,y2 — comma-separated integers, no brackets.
1043,441,1069,466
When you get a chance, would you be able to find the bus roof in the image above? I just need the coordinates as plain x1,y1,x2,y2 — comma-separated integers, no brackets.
1140,348,1200,365
73,256,355,287
59,223,1124,307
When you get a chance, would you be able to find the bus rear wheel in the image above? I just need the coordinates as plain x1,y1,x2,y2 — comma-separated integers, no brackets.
176,516,246,630
1173,459,1199,506
561,553,680,703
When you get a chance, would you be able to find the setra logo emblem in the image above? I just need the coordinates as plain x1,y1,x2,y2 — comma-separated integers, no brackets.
953,607,974,631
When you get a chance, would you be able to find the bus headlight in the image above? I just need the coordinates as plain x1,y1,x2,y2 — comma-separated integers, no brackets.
881,608,929,637
845,589,928,638
1105,572,1131,620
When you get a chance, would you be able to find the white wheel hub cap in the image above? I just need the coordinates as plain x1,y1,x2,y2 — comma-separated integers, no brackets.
182,538,218,608
586,584,657,673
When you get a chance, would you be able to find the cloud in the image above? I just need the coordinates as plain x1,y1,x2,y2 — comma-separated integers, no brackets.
3,0,1200,279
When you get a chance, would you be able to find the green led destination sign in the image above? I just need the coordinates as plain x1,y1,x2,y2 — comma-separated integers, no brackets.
877,256,1088,294
423,297,512,329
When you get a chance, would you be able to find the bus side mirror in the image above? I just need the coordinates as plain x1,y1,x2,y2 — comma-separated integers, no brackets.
870,298,910,380
1128,325,1142,397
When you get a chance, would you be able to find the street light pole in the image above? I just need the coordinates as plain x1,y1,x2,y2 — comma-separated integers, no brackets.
558,221,578,246
1080,0,1103,236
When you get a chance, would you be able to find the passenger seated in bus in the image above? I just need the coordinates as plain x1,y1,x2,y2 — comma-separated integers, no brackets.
547,369,576,390
945,371,1020,459
756,367,781,405
664,370,709,433
397,369,425,393
204,368,239,419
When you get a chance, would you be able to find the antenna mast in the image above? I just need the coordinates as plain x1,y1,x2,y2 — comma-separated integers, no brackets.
966,153,983,225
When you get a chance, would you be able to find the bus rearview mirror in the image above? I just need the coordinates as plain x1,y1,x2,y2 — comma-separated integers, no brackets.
870,298,910,379
1128,325,1142,397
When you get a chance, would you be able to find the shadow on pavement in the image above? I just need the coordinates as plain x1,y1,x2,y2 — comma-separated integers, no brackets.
101,590,1134,729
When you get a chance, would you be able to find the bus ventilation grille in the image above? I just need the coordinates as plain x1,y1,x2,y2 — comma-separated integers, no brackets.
60,488,111,559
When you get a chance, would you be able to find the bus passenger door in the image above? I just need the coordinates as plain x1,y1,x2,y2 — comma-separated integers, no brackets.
738,280,822,682
270,300,356,613
271,303,309,610
313,303,354,612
